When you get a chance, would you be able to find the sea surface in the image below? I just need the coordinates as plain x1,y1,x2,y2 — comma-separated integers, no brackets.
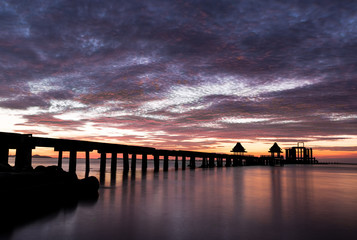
3,157,357,240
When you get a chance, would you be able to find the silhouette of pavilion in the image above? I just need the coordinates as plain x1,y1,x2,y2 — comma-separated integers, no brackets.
285,142,316,163
231,142,247,156
269,142,283,158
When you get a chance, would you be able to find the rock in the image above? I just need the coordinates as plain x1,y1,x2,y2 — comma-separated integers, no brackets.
0,163,14,172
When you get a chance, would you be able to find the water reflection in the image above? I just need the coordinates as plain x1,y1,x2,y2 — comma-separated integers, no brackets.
6,164,357,240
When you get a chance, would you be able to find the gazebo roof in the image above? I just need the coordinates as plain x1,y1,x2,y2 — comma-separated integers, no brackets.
231,142,247,153
269,142,283,153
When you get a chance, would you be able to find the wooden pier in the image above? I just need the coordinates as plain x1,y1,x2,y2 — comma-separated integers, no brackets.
0,132,318,177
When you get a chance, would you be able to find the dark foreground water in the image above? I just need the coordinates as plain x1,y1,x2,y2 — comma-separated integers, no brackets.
4,158,357,240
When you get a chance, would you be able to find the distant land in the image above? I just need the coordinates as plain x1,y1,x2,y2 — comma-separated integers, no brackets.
9,154,53,158
32,154,53,158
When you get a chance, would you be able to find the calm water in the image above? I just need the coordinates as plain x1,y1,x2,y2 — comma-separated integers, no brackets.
4,158,357,240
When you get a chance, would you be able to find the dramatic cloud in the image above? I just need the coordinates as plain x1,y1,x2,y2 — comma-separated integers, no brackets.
0,0,356,158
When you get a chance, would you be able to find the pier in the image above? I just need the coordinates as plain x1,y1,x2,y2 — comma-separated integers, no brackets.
0,132,318,177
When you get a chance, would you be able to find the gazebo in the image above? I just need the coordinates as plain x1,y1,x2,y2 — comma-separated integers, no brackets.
231,142,247,156
269,142,283,158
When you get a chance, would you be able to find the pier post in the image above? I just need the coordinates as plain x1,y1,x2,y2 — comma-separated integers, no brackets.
190,156,195,169
182,155,186,170
111,152,117,175
232,156,238,166
15,134,34,170
15,146,33,170
209,156,215,168
217,157,223,167
201,157,208,168
164,155,169,171
131,154,137,173
226,156,231,167
57,150,63,168
0,147,9,165
123,152,129,173
100,152,106,176
175,156,178,170
69,150,77,174
154,154,160,172
142,154,147,173
85,151,90,178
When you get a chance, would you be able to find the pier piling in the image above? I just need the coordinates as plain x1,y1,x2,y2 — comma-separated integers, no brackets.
69,150,77,174
0,147,9,165
142,154,147,173
57,150,63,168
182,156,186,170
131,154,136,173
85,151,90,178
190,156,196,169
154,154,160,172
175,156,178,170
100,152,106,176
164,155,169,171
111,152,117,176
123,152,129,173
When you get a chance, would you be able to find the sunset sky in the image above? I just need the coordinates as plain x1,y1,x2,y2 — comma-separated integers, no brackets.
1,0,356,161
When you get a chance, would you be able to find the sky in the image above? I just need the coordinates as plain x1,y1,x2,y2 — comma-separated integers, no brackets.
1,0,357,161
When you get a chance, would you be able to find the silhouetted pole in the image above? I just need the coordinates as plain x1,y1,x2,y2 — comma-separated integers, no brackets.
57,150,63,168
100,152,106,176
123,152,129,173
15,147,32,170
131,153,136,173
154,154,159,172
164,155,169,171
142,154,147,173
14,135,33,170
209,156,215,168
190,156,195,169
201,157,208,168
217,157,222,167
69,150,77,173
0,147,9,165
182,155,186,170
233,156,238,167
85,151,90,178
111,152,117,175
226,156,231,167
175,155,178,170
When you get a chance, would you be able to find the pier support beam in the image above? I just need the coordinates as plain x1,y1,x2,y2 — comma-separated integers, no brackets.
57,150,63,168
164,155,169,171
226,157,231,167
111,152,117,175
190,156,195,169
217,157,223,167
232,157,238,166
182,156,186,170
209,156,215,168
15,146,32,170
123,152,129,173
131,154,136,173
69,150,77,174
175,156,178,170
100,152,106,176
85,151,90,178
154,154,160,172
201,157,208,168
142,154,147,173
0,147,9,165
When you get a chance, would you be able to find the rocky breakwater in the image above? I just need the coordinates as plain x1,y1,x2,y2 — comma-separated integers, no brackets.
0,164,99,232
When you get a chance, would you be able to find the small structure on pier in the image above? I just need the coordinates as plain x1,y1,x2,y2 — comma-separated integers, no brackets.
269,142,282,158
231,142,246,156
285,142,317,163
